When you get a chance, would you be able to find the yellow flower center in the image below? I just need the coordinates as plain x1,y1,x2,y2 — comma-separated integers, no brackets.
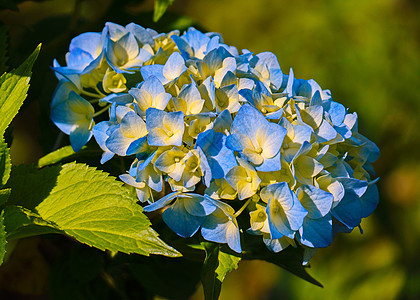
246,176,252,183
167,130,174,137
174,157,180,163
256,147,263,154
261,108,267,114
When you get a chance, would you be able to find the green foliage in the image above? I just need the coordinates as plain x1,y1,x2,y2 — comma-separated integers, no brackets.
37,145,77,167
0,44,41,137
154,0,175,22
33,162,181,257
37,145,103,168
6,164,62,209
201,242,241,300
130,256,203,299
0,137,11,187
3,205,61,240
0,188,10,206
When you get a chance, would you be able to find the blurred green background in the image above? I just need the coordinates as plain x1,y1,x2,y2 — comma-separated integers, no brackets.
1,0,420,299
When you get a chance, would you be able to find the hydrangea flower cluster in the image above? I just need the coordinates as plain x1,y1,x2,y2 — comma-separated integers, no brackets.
51,22,379,257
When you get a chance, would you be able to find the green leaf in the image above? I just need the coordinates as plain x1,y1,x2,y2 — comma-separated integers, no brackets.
201,242,241,300
0,43,41,136
34,162,181,257
0,188,11,206
3,205,61,240
37,145,77,167
0,137,11,187
0,210,6,265
6,164,62,210
154,0,175,22
0,26,8,75
37,145,102,168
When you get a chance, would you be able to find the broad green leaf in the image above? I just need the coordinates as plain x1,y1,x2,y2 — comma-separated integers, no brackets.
35,162,181,257
0,43,41,136
0,26,8,75
154,0,175,22
37,145,102,168
37,145,77,167
201,242,241,300
6,164,62,210
3,205,61,240
0,188,10,206
0,210,6,265
0,137,11,187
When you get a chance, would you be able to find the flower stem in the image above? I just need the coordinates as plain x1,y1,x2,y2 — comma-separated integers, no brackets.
92,104,111,118
81,89,103,99
94,86,107,98
234,197,252,218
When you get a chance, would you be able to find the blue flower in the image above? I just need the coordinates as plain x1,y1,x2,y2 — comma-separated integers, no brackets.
226,104,287,171
51,90,94,152
105,110,148,156
146,108,185,146
261,182,308,239
140,52,187,85
201,199,241,253
296,185,334,248
144,192,217,238
129,76,172,114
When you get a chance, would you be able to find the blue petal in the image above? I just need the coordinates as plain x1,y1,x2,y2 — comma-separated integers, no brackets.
126,136,148,155
70,125,92,152
143,191,179,212
195,147,212,187
297,185,334,219
331,191,362,229
230,104,267,139
92,121,111,151
140,75,165,98
101,93,134,105
337,177,368,197
298,214,333,248
201,214,229,243
196,129,237,179
263,237,290,253
255,151,281,172
69,32,101,57
163,199,204,238
140,64,165,83
171,35,193,59
360,183,379,218
325,101,346,126
182,194,217,217
66,48,93,70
